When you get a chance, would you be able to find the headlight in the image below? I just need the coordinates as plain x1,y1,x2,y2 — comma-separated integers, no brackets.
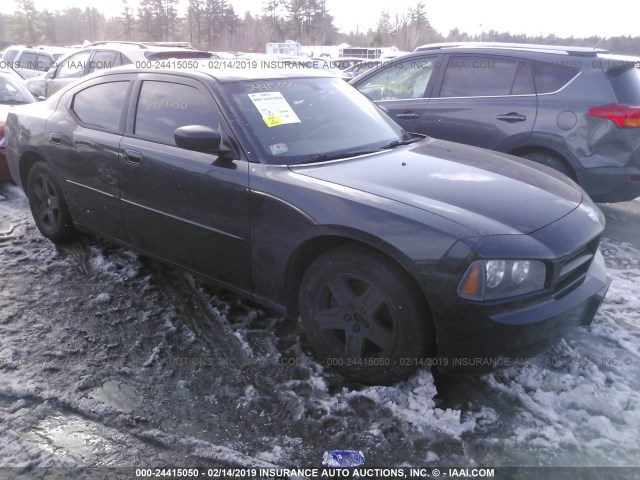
0,137,5,148
458,259,546,301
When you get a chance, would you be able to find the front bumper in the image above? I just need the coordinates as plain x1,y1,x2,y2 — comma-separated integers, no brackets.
425,196,611,375
435,249,610,374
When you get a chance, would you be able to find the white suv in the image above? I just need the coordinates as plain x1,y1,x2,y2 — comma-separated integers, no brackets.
1,45,71,78
25,41,213,98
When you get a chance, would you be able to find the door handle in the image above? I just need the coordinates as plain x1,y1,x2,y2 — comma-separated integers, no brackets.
49,132,63,144
396,112,420,119
496,113,527,122
124,149,142,164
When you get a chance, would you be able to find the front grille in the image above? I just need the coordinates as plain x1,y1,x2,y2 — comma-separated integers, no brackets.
552,237,600,297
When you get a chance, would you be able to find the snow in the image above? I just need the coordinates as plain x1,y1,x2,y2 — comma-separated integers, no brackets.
1,183,639,470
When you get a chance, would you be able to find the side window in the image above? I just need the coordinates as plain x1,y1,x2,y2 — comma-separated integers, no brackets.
36,53,54,71
440,56,520,97
511,62,534,95
532,61,580,94
134,81,221,145
72,81,129,132
17,51,38,70
2,49,18,63
56,51,92,79
356,57,437,101
88,51,122,74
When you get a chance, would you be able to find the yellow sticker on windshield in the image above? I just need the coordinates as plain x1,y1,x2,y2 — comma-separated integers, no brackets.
263,115,283,127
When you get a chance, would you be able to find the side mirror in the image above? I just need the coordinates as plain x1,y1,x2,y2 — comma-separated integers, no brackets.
174,125,232,156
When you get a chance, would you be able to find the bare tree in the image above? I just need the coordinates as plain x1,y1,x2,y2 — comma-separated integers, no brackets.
121,0,135,40
12,0,41,44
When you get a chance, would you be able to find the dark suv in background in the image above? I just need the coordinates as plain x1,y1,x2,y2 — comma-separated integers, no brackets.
351,42,640,202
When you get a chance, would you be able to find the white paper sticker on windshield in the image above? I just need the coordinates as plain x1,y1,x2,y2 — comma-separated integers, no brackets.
269,143,289,155
248,92,301,127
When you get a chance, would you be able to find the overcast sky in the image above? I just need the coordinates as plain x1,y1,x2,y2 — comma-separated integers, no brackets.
5,0,639,39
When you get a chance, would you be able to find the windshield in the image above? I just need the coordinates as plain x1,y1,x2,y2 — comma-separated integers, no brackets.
220,77,410,165
0,71,36,104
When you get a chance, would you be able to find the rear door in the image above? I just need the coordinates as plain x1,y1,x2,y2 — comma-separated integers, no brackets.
424,54,537,150
46,75,132,239
119,74,251,290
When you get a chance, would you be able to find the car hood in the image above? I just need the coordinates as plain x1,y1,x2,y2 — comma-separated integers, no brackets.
289,138,584,236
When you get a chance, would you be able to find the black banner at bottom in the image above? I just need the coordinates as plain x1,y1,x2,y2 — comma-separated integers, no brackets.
0,467,637,480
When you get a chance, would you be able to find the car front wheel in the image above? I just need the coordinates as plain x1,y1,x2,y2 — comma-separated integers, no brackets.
299,245,433,385
27,162,77,243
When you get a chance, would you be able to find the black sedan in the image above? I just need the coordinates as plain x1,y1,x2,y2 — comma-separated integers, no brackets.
5,66,610,384
0,67,36,180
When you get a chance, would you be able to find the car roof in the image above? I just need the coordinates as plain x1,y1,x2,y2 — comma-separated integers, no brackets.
3,45,62,54
79,63,338,83
51,42,212,66
85,41,198,51
414,42,609,57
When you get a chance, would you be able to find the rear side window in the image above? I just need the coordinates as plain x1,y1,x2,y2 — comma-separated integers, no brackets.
532,61,579,94
608,67,640,104
72,81,129,132
440,56,526,97
17,52,38,69
88,51,123,73
511,62,534,95
37,54,55,71
14,52,52,71
134,80,221,145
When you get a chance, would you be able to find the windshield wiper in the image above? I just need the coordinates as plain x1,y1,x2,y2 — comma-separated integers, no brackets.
380,136,423,149
290,135,425,165
291,148,381,165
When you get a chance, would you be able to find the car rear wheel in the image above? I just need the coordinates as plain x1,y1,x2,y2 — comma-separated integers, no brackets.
521,151,574,179
27,162,77,243
299,245,432,385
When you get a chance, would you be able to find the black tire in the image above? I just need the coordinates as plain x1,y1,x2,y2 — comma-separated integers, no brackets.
27,162,77,243
299,245,433,385
521,151,573,179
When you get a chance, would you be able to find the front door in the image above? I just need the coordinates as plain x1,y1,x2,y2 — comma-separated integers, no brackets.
119,75,251,290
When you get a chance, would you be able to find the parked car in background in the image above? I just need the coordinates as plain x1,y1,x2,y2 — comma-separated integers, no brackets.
343,59,383,78
0,68,36,180
25,41,213,98
5,65,610,384
351,42,640,202
237,54,349,80
331,57,370,70
1,45,71,78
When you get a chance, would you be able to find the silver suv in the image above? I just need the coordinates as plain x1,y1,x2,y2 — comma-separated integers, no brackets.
26,41,212,98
